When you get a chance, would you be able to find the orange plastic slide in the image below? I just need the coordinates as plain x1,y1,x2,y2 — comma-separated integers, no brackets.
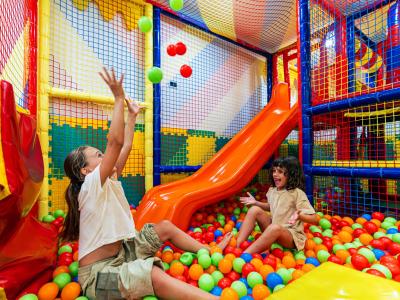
135,83,299,230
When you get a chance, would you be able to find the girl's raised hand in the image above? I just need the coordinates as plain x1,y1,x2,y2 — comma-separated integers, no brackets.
125,98,145,116
239,192,257,206
99,67,125,99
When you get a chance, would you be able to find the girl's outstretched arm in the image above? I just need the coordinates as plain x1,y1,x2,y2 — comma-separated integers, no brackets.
98,67,125,185
115,99,144,176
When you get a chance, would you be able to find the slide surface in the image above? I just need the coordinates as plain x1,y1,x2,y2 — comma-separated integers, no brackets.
135,83,299,230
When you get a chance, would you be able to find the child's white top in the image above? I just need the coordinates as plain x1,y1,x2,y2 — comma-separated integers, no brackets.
78,165,136,260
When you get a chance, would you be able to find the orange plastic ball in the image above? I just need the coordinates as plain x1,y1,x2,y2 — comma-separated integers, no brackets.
218,258,233,274
189,264,204,280
282,256,296,268
60,282,81,300
359,233,373,245
250,258,264,272
220,287,239,300
38,282,59,300
170,261,185,276
252,284,270,300
53,266,70,278
259,264,274,280
161,251,174,264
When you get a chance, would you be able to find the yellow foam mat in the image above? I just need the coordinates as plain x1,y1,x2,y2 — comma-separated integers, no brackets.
269,262,400,300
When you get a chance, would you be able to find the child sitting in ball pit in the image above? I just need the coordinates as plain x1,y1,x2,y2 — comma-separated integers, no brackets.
60,67,232,300
236,156,318,254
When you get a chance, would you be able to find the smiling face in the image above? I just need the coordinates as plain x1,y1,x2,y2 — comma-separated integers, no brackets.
272,166,288,190
80,146,104,176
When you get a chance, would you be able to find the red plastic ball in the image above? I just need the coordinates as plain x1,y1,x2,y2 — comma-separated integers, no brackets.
366,268,386,278
371,212,385,221
167,44,177,56
363,221,378,234
218,277,232,288
351,254,370,270
241,263,256,278
180,64,192,78
175,42,187,55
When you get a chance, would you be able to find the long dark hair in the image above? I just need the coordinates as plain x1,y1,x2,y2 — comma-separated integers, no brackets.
268,156,305,191
60,146,88,241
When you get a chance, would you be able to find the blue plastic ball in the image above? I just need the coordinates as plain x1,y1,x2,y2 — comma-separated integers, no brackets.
236,222,243,230
231,215,237,222
239,277,249,287
362,214,372,221
214,230,223,238
266,272,283,290
261,253,267,259
210,286,222,296
387,228,398,234
240,296,254,300
372,249,385,260
240,253,253,263
305,257,320,267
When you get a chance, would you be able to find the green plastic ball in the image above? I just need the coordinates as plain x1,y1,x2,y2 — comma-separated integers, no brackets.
309,225,322,233
58,245,72,255
231,280,247,298
247,271,263,288
198,254,211,269
232,257,246,273
313,237,322,245
351,223,363,229
332,244,346,254
273,284,286,292
373,231,385,239
169,0,184,11
147,67,163,83
371,264,392,279
69,261,79,277
138,16,152,33
180,252,194,266
319,219,332,230
271,243,283,250
197,248,209,257
42,214,55,223
211,252,223,267
384,217,396,224
211,270,224,284
19,294,38,300
53,272,71,289
317,250,330,262
198,273,214,292
392,233,400,243
143,296,158,300
276,268,292,284
162,262,170,270
76,297,90,300
357,248,375,263
381,221,393,230
53,209,65,219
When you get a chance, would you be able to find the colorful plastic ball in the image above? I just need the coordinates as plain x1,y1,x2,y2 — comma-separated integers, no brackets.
210,286,223,296
351,254,370,271
276,268,292,284
241,263,256,278
180,252,194,266
305,257,320,267
198,273,215,292
211,252,224,267
180,64,192,78
214,230,223,238
232,257,246,273
169,0,184,11
238,277,249,287
372,212,385,221
252,284,270,300
19,294,38,300
42,214,55,223
240,296,254,300
266,272,283,290
211,270,224,284
143,296,158,300
147,67,163,83
220,287,239,300
247,272,263,288
53,209,65,218
197,248,209,257
387,228,399,234
166,44,177,56
198,254,212,269
61,282,81,300
371,264,392,279
53,272,71,289
357,248,376,263
240,253,253,263
319,218,332,230
362,214,372,221
273,284,285,292
317,250,330,262
188,264,203,280
138,16,152,33
372,249,385,260
230,280,247,298
38,282,59,300
175,42,187,55
68,261,79,277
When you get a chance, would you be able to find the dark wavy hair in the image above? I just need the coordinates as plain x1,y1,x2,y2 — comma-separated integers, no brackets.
60,146,89,241
268,156,305,191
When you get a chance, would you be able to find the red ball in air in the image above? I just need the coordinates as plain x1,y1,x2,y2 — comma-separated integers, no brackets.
175,42,187,55
167,44,177,56
180,64,192,78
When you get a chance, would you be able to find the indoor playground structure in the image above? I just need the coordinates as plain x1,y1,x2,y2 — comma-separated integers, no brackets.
1,0,400,299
